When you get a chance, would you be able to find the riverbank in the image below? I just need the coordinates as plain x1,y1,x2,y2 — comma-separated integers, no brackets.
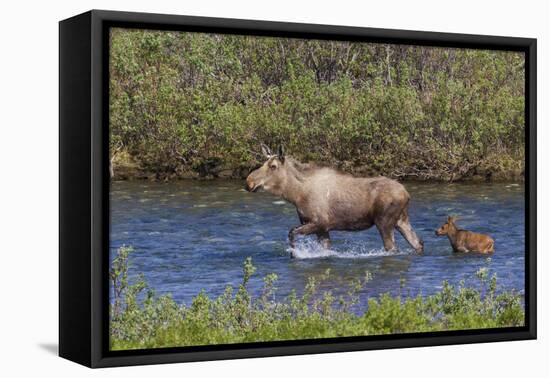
109,247,524,351
111,152,524,182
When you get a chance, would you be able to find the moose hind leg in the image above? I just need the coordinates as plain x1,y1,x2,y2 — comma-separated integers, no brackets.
376,223,396,251
396,211,424,253
317,231,331,249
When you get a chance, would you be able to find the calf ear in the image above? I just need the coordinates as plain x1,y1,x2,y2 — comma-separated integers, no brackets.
278,145,285,163
261,143,272,158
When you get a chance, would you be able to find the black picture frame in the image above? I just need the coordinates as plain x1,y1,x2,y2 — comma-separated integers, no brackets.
59,9,537,368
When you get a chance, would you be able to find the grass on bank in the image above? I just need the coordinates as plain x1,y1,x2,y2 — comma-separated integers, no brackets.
109,246,524,351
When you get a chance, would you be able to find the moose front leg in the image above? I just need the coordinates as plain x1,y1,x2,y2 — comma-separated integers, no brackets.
288,223,323,248
317,231,331,249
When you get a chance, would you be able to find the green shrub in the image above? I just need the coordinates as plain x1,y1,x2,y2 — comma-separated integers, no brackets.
109,29,525,181
109,246,524,350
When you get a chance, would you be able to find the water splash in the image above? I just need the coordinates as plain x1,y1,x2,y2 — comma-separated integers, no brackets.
288,239,416,259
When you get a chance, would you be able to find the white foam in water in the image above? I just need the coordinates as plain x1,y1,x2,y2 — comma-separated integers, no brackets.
288,239,415,259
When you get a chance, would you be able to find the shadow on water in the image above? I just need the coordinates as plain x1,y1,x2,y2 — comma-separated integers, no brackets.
110,180,525,309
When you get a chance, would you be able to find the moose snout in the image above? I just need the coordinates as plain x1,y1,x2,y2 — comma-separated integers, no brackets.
245,177,257,192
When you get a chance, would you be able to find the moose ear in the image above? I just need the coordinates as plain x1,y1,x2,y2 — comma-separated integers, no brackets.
260,144,272,158
278,145,285,163
447,216,453,222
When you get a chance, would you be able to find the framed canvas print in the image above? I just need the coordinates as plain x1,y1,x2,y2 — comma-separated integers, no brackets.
59,10,536,368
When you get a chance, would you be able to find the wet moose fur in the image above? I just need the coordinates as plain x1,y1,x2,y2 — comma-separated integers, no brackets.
435,216,494,253
246,145,424,256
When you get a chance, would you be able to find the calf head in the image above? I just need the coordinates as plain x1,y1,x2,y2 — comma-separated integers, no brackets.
436,216,457,236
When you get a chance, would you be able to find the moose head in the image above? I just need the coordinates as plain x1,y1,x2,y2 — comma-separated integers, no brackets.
245,144,286,194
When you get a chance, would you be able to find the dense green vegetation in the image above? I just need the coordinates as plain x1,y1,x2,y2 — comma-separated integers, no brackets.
109,28,525,181
110,246,524,350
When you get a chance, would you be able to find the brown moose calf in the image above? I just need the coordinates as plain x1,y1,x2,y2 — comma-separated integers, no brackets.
435,216,494,253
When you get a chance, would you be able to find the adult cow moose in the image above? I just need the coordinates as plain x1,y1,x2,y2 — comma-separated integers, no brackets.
245,144,424,257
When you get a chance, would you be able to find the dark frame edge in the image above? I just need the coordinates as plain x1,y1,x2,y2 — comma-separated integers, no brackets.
58,9,537,369
526,38,537,340
91,10,110,368
93,329,535,368
59,11,93,367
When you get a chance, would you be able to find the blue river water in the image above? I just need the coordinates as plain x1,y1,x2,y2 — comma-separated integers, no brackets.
110,180,525,309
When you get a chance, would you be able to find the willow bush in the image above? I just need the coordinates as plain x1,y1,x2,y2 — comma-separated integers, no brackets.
110,247,524,350
110,29,525,181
